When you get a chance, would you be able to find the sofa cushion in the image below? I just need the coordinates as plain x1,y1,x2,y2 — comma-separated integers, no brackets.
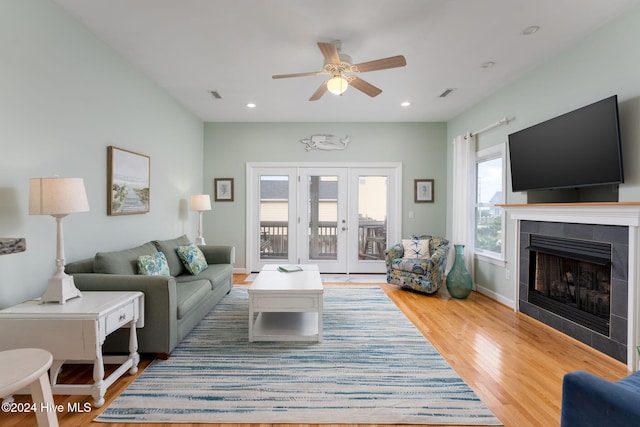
152,235,191,276
177,244,209,275
176,280,212,319
137,252,171,276
617,371,640,394
402,238,431,259
177,264,232,289
94,242,158,275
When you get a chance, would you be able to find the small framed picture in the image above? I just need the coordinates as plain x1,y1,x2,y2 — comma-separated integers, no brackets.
214,178,234,202
107,146,150,215
414,179,434,203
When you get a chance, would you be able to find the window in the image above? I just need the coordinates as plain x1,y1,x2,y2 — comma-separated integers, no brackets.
475,145,505,263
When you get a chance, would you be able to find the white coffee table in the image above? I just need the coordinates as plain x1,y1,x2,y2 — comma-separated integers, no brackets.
248,264,323,342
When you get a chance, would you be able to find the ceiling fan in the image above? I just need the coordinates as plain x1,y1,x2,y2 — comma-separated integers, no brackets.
272,41,406,101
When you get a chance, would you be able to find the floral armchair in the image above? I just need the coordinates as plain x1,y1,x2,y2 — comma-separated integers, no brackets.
384,235,450,294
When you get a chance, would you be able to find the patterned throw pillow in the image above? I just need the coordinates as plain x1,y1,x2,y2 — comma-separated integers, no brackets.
177,244,209,275
137,252,171,276
402,238,431,260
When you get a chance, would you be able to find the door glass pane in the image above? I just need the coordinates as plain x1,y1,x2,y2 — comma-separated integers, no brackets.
358,176,387,260
308,175,338,260
259,175,288,260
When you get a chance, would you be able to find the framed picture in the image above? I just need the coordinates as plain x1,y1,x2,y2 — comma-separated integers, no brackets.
414,179,434,203
107,146,150,215
214,178,234,202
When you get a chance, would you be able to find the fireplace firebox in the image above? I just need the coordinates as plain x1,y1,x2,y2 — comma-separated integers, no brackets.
518,221,628,363
528,235,611,336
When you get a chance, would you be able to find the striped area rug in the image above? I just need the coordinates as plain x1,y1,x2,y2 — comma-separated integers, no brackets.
96,286,501,424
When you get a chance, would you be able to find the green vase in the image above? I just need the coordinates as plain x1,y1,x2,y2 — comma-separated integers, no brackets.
446,244,473,299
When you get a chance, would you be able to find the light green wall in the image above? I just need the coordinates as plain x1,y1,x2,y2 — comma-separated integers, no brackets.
446,5,640,305
0,0,204,308
203,122,447,270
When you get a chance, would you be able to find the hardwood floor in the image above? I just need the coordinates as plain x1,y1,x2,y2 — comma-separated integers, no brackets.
2,273,628,427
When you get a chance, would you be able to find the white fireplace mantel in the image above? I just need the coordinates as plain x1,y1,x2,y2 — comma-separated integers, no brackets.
502,203,640,371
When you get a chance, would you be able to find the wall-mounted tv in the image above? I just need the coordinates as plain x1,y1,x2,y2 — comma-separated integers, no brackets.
508,95,623,192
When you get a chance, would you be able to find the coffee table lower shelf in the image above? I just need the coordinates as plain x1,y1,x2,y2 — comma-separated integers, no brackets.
251,312,320,342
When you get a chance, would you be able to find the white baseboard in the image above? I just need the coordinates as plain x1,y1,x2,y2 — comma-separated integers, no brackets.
475,284,515,309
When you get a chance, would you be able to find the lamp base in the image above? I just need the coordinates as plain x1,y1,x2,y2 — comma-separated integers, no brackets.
195,236,206,245
41,273,82,304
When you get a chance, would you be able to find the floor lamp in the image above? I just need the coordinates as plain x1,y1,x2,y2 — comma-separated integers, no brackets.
29,177,90,304
190,194,211,245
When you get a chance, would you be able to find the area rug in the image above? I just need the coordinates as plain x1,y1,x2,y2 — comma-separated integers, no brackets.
96,287,502,425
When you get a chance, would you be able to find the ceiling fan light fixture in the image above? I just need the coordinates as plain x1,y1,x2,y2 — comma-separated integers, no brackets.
326,75,349,95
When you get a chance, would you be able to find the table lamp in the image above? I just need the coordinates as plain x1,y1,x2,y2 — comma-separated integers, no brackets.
190,194,211,245
29,177,90,304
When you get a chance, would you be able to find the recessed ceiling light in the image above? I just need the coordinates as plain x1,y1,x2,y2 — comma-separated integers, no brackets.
522,25,540,36
481,61,496,69
401,101,411,107
246,103,256,108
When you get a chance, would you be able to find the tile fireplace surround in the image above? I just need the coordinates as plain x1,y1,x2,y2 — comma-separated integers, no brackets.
504,203,640,371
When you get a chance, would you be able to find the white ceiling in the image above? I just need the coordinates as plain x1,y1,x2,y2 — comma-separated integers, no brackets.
53,0,639,122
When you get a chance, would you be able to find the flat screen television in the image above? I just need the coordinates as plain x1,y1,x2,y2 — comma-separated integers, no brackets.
508,95,623,192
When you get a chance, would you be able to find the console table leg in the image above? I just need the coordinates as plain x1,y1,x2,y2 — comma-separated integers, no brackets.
92,347,105,408
128,324,139,374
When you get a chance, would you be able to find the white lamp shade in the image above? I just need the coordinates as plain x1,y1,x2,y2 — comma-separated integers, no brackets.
190,194,211,211
326,75,349,95
29,177,90,216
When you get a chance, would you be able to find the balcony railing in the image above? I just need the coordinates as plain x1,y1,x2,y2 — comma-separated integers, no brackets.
260,220,386,260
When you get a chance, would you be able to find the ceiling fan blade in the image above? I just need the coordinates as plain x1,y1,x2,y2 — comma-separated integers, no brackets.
349,76,382,97
309,80,328,101
272,70,326,79
317,42,340,64
352,55,407,73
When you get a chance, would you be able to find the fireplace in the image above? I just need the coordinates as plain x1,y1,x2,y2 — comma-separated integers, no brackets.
528,234,611,336
518,221,628,363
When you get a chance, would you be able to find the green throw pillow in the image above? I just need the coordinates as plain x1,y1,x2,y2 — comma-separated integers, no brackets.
177,244,209,275
137,252,171,276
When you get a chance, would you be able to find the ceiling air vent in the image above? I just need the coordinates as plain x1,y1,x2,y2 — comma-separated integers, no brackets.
210,90,223,99
439,88,455,98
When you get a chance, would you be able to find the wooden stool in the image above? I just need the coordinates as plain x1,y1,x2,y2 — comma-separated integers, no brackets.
0,348,58,427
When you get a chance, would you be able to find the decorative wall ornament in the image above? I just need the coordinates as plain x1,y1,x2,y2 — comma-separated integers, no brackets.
0,237,26,255
300,134,350,151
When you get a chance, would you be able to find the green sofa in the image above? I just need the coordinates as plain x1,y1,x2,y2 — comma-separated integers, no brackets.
65,235,233,356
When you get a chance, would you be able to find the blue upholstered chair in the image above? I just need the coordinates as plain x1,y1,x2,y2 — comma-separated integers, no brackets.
561,370,640,427
384,235,450,294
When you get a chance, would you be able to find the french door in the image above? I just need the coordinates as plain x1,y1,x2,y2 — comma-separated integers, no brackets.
247,163,401,273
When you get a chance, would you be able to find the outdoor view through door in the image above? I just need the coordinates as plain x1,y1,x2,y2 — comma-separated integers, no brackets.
259,175,289,260
249,164,401,273
358,176,387,261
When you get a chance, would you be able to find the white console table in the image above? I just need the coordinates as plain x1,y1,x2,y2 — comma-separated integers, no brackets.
0,291,144,407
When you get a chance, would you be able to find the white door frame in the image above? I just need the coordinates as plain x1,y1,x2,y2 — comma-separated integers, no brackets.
246,162,402,273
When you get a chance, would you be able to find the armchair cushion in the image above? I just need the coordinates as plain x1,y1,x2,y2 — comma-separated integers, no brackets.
402,238,431,259
391,258,431,275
